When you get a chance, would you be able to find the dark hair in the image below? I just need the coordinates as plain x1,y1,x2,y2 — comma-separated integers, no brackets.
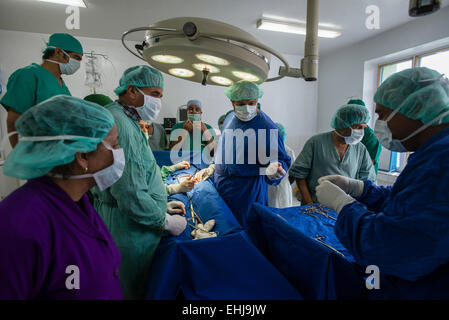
42,48,56,60
42,49,74,60
49,148,99,180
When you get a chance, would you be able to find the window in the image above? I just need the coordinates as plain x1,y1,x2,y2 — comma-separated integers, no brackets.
377,59,413,172
417,48,449,75
376,46,449,173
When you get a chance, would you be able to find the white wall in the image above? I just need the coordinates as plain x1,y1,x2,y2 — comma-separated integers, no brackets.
316,6,449,133
0,29,318,197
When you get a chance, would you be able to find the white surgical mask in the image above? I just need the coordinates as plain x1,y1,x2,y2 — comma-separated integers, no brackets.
335,128,364,145
46,48,81,75
58,140,125,191
188,114,202,122
374,108,449,152
234,104,258,122
136,88,162,121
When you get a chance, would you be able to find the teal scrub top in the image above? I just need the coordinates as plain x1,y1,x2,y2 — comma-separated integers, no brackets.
169,121,217,151
0,63,71,114
289,131,377,203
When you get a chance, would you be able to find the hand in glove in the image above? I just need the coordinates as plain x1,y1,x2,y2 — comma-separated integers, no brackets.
318,175,364,198
167,201,186,216
168,161,190,172
266,162,286,180
316,180,356,214
195,164,215,181
164,213,187,236
167,178,195,195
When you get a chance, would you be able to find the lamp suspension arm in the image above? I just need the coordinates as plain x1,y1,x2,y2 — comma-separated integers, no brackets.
121,27,181,61
302,0,319,81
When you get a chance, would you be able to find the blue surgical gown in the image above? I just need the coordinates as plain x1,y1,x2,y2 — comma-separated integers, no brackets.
335,126,449,283
214,111,291,226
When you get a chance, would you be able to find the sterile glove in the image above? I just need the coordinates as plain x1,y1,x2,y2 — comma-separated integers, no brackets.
316,180,356,214
318,175,364,198
195,164,215,181
168,161,190,172
167,201,186,215
167,179,195,195
164,213,187,236
266,162,286,180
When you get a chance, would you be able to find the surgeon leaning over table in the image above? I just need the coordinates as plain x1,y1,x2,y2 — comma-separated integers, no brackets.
316,67,449,283
91,65,187,300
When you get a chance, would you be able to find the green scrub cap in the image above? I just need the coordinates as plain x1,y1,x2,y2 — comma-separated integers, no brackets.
225,80,263,101
275,122,287,141
3,95,114,180
347,99,366,107
331,104,371,130
374,67,449,125
84,94,113,107
45,33,83,54
114,65,164,96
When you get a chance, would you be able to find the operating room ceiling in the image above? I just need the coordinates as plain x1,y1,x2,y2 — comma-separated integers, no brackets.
0,0,448,56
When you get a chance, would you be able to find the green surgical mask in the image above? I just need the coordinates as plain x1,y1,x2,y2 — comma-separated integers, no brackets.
188,114,201,122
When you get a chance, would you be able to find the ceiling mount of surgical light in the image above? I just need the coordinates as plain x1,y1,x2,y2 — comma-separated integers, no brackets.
121,0,321,86
409,0,441,17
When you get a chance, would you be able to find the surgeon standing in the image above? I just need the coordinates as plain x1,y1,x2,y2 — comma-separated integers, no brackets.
347,98,383,174
169,99,218,154
316,68,449,294
0,33,83,148
0,96,123,299
91,65,187,299
214,81,291,226
289,104,376,205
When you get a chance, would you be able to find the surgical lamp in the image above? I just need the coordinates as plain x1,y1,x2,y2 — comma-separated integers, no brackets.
122,0,320,86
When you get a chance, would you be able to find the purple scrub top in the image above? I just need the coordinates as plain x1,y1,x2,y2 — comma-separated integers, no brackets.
0,177,123,300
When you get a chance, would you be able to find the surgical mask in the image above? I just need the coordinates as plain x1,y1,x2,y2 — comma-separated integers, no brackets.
136,88,162,121
374,108,449,152
46,48,80,75
57,140,125,191
335,128,364,145
234,104,258,122
188,114,202,122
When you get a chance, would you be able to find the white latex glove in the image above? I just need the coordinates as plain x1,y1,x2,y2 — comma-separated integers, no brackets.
167,201,186,215
164,213,187,236
316,180,356,214
168,161,190,172
266,162,286,180
195,164,215,181
167,179,195,195
318,175,364,198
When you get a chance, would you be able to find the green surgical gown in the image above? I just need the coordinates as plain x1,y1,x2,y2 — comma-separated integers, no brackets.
0,63,71,114
361,126,382,174
289,131,376,203
92,102,167,300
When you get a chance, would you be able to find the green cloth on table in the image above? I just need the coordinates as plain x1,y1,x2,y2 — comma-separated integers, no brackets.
91,101,167,300
289,131,376,203
0,63,71,114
